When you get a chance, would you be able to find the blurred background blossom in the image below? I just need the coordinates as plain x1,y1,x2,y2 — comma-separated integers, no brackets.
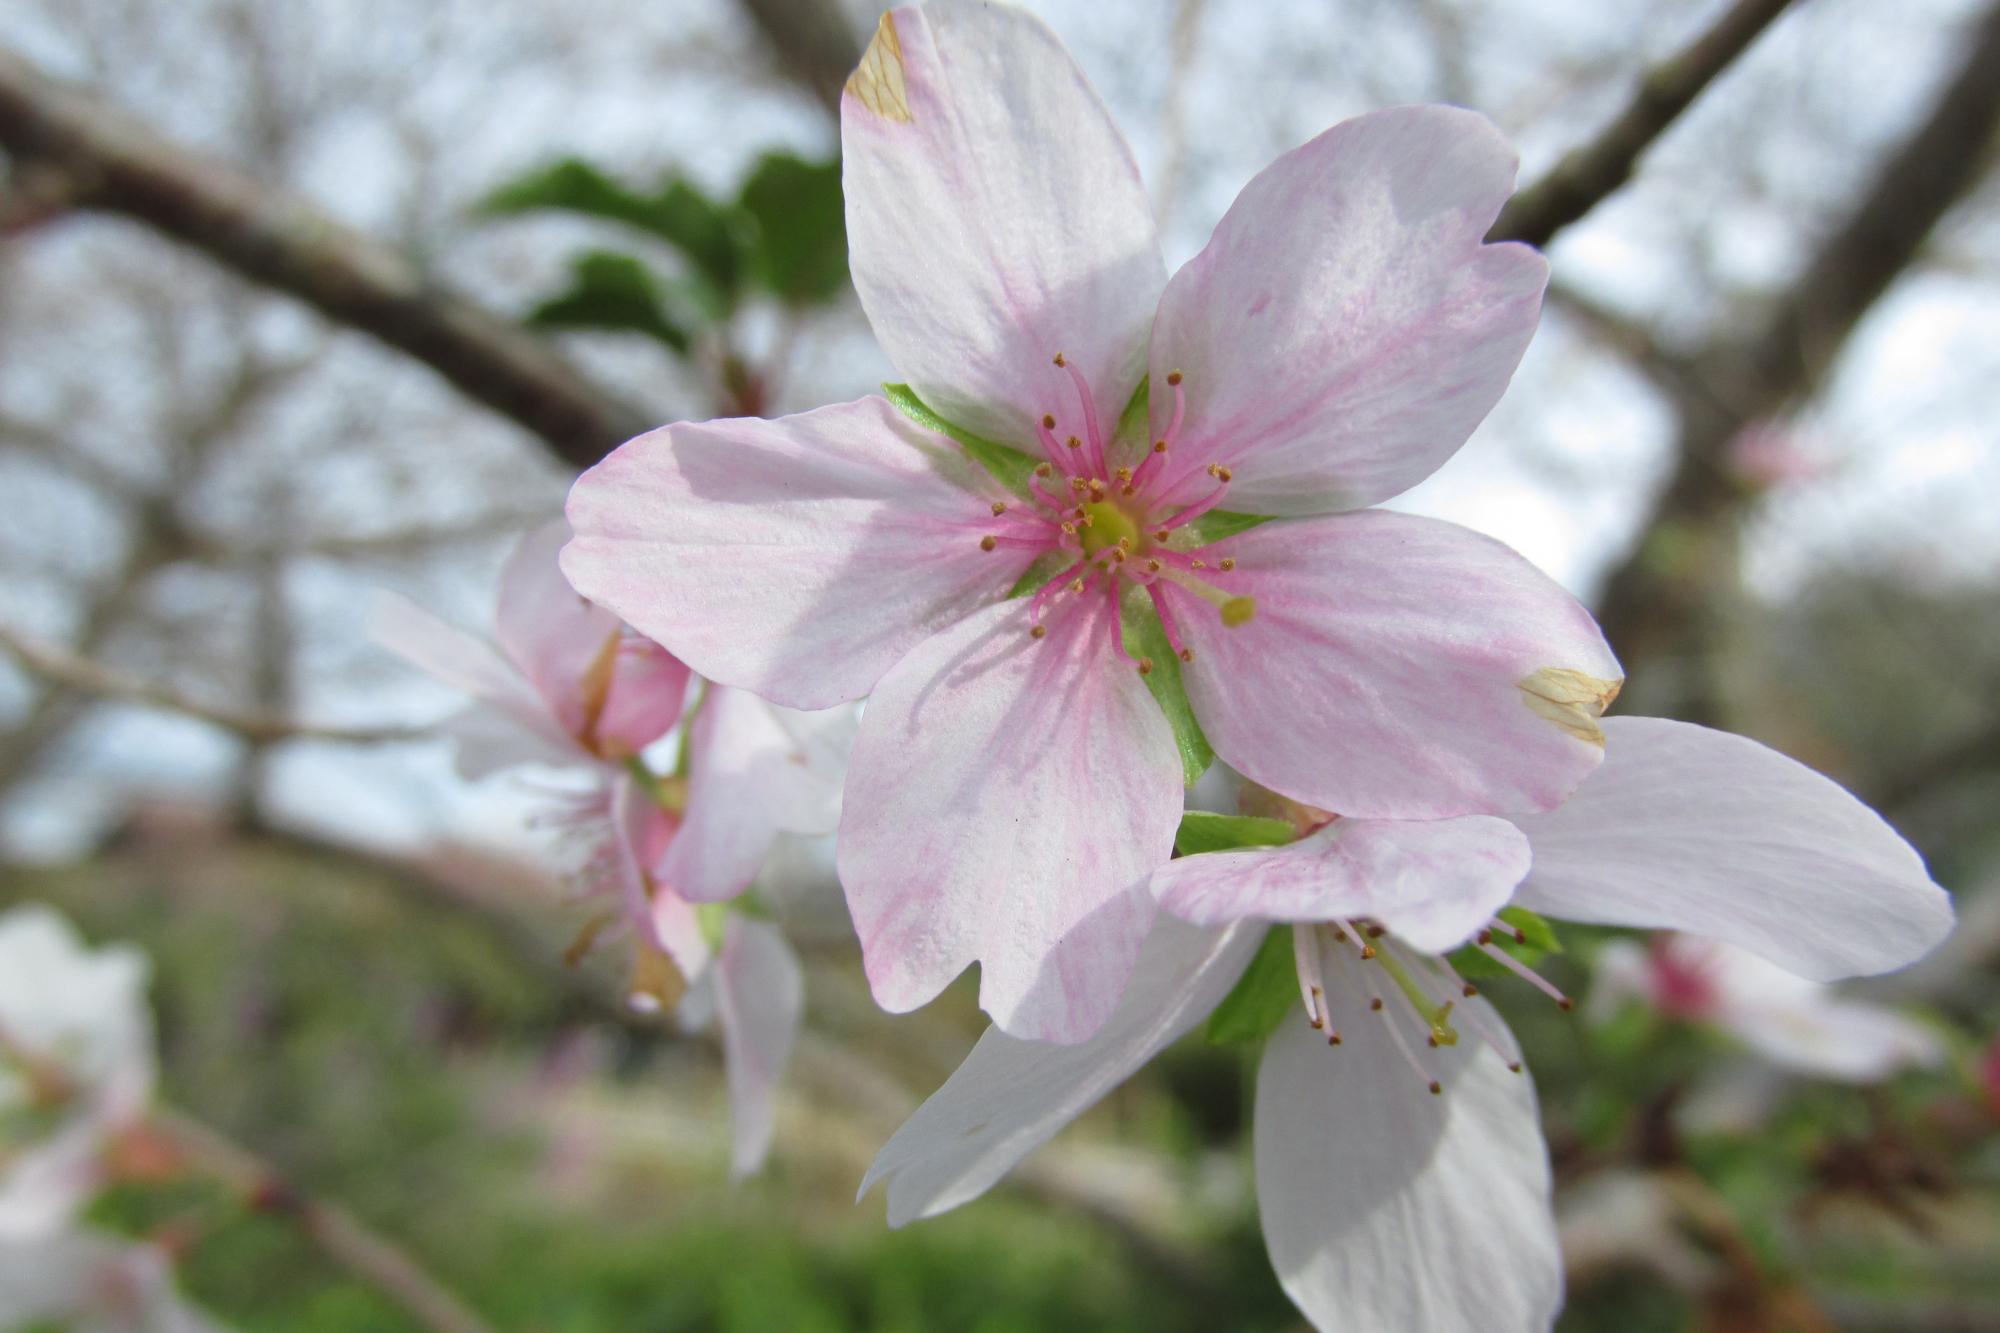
0,0,1995,1328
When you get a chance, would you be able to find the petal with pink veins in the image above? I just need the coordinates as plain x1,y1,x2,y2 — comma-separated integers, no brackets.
860,920,1262,1225
563,396,1034,711
1510,717,1954,980
1152,815,1529,953
590,637,691,759
841,3,1163,450
837,598,1182,1044
1173,509,1621,819
1255,1001,1560,1333
659,688,850,903
712,916,804,1178
1148,106,1547,518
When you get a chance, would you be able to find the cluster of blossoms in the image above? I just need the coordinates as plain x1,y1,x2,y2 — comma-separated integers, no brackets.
0,906,223,1331
375,521,849,1175
381,4,1956,1328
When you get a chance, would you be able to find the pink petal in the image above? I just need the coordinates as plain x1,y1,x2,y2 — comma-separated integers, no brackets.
657,687,848,903
1510,717,1954,980
433,704,579,781
1255,1007,1559,1333
861,920,1262,1225
1174,510,1622,818
837,597,1182,1044
563,396,1034,710
609,774,710,981
1149,106,1547,518
493,520,622,737
370,591,579,758
842,4,1163,449
713,917,803,1178
589,637,692,759
1152,816,1529,953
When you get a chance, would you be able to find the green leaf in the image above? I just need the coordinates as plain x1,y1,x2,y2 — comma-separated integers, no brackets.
1174,811,1296,857
525,250,690,353
1204,926,1295,1045
480,157,747,309
1124,590,1214,786
737,152,848,305
882,383,1041,498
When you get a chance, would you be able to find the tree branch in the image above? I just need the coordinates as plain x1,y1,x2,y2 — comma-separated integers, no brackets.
733,0,862,115
0,45,650,470
1492,0,1799,248
0,623,422,746
1590,2,2000,713
154,1106,498,1333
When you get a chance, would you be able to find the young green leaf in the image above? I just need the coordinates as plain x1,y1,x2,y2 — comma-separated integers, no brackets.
737,152,848,305
525,251,691,354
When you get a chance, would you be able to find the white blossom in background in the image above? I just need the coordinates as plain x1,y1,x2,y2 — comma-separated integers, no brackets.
0,904,154,1240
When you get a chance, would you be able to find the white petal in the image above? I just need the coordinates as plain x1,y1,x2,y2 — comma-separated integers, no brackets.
562,396,1030,710
842,2,1163,448
860,920,1261,1226
1511,717,1954,980
1149,106,1545,516
370,591,577,756
1152,815,1529,953
657,688,850,903
1256,997,1559,1333
838,598,1182,1043
714,917,803,1178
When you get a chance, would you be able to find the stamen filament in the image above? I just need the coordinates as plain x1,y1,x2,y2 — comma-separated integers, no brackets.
1293,926,1325,1029
1478,942,1573,1009
1372,944,1460,1047
1054,353,1108,481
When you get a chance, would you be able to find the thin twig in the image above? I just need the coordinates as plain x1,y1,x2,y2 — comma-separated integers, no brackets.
0,44,650,470
1590,1,2000,707
0,623,421,745
1492,0,1800,248
153,1106,498,1333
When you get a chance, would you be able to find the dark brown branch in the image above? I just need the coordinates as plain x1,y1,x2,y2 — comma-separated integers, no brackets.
1592,2,2000,713
0,45,650,471
0,623,422,746
1492,0,1799,248
734,0,862,115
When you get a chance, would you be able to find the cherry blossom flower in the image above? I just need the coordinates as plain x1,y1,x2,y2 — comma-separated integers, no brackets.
861,717,1953,1331
0,1228,228,1333
373,522,848,1174
1591,933,1943,1082
0,905,155,1242
561,0,1618,1043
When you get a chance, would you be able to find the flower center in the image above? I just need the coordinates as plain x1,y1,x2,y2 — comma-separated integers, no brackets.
1290,917,1570,1097
973,356,1257,672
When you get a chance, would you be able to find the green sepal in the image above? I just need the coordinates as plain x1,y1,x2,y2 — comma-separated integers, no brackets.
1123,587,1214,786
881,383,1041,499
694,902,730,950
1183,509,1270,544
1173,811,1297,857
1447,906,1562,978
1114,375,1150,453
1500,906,1562,954
1204,926,1296,1046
